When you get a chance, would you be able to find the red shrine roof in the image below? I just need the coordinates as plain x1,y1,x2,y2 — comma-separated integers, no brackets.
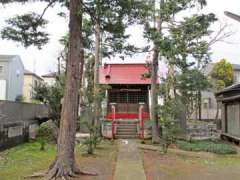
99,63,151,84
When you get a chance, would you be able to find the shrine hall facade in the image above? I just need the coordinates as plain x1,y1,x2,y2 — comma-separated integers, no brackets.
99,63,152,121
99,63,159,139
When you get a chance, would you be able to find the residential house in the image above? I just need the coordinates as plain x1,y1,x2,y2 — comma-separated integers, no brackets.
0,55,24,101
215,83,240,141
23,70,43,102
42,72,57,86
193,63,240,120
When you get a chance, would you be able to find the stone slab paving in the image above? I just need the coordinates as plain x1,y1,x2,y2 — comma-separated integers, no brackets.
114,139,146,180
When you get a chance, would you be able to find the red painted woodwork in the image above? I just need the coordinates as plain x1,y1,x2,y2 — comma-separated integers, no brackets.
99,64,152,84
106,112,150,120
139,105,144,141
111,105,116,140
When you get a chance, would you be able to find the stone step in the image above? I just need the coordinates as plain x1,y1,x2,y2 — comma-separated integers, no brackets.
116,123,137,127
117,131,137,134
115,119,138,122
115,134,139,139
116,119,138,121
116,133,139,137
117,127,137,131
117,124,137,127
116,123,138,126
117,128,137,132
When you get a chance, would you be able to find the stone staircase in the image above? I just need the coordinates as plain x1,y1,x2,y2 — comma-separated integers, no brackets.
115,120,139,139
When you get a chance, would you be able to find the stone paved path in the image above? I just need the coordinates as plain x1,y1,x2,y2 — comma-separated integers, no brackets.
114,139,146,180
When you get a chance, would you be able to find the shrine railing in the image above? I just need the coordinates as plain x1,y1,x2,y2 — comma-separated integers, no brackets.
139,103,145,142
110,103,116,141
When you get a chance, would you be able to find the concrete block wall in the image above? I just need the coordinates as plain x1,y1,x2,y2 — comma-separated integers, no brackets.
0,100,49,150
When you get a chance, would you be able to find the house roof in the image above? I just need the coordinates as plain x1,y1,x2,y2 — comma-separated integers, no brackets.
0,55,18,61
0,54,24,70
99,63,152,85
232,64,240,70
42,72,57,78
24,69,43,80
215,83,240,96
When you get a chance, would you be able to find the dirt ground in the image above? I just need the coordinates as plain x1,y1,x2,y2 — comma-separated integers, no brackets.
143,149,240,180
73,142,118,180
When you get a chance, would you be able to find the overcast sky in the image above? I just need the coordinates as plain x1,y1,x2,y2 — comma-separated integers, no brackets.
0,0,240,75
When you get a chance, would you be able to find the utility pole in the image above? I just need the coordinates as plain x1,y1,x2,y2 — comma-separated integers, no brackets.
224,11,240,22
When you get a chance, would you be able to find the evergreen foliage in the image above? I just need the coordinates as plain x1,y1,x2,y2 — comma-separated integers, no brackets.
158,99,183,153
211,59,234,90
1,12,49,49
141,0,218,140
36,122,55,151
33,78,64,125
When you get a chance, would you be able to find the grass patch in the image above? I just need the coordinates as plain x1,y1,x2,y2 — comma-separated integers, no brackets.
0,141,55,180
177,140,237,155
0,140,117,180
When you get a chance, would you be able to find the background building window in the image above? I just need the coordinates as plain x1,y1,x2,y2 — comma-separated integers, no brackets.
203,98,211,109
0,66,3,74
203,102,208,109
234,71,240,83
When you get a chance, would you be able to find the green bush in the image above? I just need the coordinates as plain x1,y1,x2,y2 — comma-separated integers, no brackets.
81,120,101,155
158,99,183,153
36,123,55,151
15,95,25,102
177,140,237,155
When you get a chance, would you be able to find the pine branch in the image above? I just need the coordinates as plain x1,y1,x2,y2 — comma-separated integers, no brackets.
38,0,58,22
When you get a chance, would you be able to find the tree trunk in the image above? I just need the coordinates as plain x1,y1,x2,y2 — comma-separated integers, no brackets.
196,58,201,121
151,48,161,144
47,0,83,179
93,21,101,126
215,101,220,129
198,90,202,120
151,6,162,143
215,101,219,120
167,64,175,100
176,99,187,133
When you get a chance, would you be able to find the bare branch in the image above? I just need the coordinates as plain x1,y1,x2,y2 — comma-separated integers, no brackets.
208,22,234,46
38,0,58,22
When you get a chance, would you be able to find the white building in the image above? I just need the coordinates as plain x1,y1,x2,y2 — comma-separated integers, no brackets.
0,55,24,101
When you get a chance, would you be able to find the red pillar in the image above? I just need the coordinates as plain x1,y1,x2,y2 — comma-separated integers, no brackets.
110,103,116,141
139,103,145,142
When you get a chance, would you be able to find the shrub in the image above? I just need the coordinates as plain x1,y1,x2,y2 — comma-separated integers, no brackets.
36,122,55,151
81,120,101,154
33,80,64,125
177,140,237,155
15,95,25,102
158,99,183,153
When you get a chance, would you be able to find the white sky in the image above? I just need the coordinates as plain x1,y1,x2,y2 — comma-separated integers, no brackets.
0,0,240,75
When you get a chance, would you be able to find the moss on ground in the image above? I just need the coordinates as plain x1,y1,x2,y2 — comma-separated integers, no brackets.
177,140,237,154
